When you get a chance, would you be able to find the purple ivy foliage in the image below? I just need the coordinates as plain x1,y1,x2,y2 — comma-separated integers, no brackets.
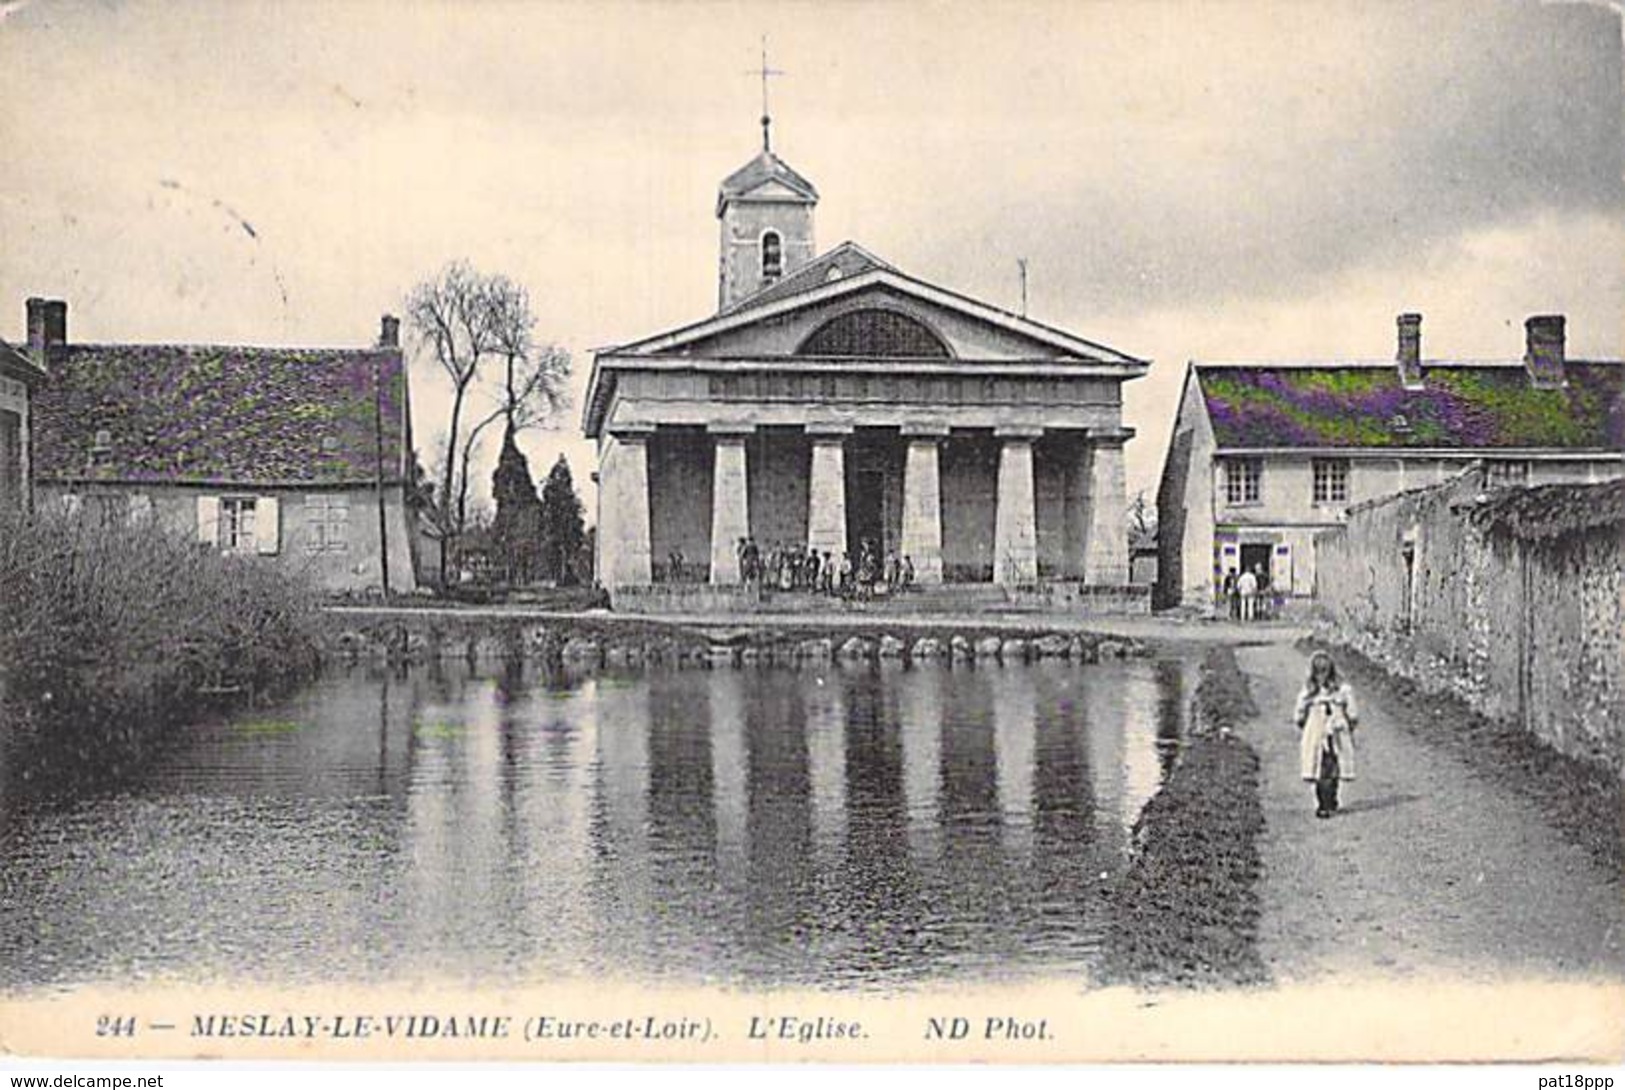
1203,364,1623,450
32,344,408,483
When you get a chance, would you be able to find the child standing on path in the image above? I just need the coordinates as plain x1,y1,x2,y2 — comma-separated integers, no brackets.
1294,650,1359,819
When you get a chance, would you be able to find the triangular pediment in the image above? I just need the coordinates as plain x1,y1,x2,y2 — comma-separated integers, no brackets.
609,252,1145,366
736,178,813,203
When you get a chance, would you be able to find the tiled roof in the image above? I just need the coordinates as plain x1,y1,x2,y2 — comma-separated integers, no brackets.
1196,362,1625,450
716,150,818,213
32,343,408,484
719,241,896,315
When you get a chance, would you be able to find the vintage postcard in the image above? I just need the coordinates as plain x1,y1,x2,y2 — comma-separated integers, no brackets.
0,0,1621,1072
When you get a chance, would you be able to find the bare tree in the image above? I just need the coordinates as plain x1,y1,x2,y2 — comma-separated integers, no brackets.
406,261,500,554
406,262,572,585
449,277,571,532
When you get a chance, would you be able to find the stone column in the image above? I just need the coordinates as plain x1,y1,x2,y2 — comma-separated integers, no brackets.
993,427,1040,586
806,424,851,559
900,423,947,585
597,427,653,587
708,425,753,585
1084,431,1130,585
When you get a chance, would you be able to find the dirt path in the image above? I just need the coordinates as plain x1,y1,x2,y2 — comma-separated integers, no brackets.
1237,644,1625,984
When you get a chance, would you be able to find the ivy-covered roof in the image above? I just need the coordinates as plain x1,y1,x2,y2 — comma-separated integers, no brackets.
32,343,408,484
1196,362,1625,450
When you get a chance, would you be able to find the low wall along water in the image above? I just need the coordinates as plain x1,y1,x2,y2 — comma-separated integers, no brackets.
318,610,1147,671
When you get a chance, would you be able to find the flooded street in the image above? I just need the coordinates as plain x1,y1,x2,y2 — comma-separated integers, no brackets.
0,657,1195,992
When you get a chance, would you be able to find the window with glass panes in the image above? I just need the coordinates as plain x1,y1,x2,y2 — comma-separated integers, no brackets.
1484,460,1529,489
1312,459,1349,504
305,494,349,553
1224,459,1261,505
220,497,258,553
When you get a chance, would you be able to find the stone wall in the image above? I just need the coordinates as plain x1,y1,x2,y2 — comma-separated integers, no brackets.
35,481,420,594
1154,427,1193,609
1315,474,1624,777
0,374,31,513
939,435,998,580
647,430,712,578
1005,582,1152,615
748,429,811,550
609,583,762,615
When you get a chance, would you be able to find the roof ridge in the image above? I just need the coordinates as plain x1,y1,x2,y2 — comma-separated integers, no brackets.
718,241,898,316
1196,357,1625,368
61,341,391,355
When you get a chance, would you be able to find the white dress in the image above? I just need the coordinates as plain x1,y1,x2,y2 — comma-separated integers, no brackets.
1296,682,1358,782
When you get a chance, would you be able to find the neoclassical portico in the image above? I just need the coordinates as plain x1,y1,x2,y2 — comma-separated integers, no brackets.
596,408,1134,593
585,134,1146,602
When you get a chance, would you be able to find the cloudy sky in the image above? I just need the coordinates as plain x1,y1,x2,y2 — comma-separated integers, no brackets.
2,0,1621,510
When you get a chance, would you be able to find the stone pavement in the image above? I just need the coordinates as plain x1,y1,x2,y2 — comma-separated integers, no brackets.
1236,643,1625,984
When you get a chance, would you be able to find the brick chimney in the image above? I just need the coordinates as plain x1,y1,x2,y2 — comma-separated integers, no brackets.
1396,312,1423,388
25,297,66,366
379,313,400,349
1524,315,1566,389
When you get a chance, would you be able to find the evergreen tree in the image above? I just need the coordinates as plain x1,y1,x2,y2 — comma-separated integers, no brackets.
539,455,586,586
489,427,544,584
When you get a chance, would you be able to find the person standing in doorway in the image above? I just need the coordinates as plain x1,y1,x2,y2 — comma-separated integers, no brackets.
1237,565,1259,621
1294,650,1359,819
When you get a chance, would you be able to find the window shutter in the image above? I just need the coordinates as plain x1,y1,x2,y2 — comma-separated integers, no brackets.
305,494,324,554
1271,544,1292,593
255,495,281,555
197,495,220,546
128,494,153,526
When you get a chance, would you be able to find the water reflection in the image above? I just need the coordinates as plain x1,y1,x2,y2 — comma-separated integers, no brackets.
0,655,1195,992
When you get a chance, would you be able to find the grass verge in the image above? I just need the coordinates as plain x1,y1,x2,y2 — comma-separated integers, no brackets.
1100,645,1268,988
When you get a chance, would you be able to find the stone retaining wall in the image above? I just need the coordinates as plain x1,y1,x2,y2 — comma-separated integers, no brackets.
607,580,1151,616
1315,473,1624,777
317,611,1146,671
608,583,760,614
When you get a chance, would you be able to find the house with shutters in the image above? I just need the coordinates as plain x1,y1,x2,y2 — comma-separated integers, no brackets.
21,298,428,594
1155,313,1625,613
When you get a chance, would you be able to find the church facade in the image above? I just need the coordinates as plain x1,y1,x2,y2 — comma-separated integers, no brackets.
583,136,1148,605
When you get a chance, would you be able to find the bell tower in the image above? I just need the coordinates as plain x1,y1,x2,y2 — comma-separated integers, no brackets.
716,41,817,310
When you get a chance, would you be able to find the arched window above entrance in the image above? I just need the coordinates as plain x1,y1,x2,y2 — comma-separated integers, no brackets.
795,309,951,358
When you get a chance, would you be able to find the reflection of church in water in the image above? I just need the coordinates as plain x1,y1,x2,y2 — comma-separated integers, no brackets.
583,110,1148,601
580,661,1187,983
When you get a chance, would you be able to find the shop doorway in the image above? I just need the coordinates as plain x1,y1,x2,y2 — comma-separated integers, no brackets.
1239,542,1273,590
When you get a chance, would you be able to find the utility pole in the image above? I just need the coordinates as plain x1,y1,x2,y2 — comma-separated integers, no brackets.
1017,258,1029,318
